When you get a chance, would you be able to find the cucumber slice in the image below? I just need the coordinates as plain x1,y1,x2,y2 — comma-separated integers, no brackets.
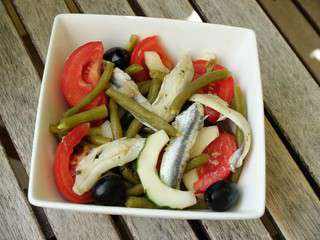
137,130,196,209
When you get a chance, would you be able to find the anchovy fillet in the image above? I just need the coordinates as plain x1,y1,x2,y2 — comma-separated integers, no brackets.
160,103,204,188
73,137,145,195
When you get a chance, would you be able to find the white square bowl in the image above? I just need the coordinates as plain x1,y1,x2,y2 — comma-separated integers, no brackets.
28,14,265,220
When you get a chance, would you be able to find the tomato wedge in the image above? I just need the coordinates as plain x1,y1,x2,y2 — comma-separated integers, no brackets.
61,41,105,110
194,132,237,194
193,60,234,123
54,123,92,203
130,36,174,82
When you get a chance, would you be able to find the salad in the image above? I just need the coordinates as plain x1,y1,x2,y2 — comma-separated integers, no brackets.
50,34,251,211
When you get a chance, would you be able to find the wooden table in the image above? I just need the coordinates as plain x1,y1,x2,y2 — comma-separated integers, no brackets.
0,0,319,239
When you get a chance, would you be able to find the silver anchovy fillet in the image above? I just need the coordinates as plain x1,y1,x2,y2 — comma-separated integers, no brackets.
160,103,204,188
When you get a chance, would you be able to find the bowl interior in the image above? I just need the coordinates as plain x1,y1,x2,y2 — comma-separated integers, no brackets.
30,14,265,218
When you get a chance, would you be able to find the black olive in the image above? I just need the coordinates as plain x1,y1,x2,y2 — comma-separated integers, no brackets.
204,180,240,211
92,174,126,206
103,47,130,69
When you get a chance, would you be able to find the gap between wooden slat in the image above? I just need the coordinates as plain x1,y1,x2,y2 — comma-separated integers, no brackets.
292,0,320,35
126,0,145,16
187,0,318,238
188,220,211,240
64,0,82,13
260,209,285,240
0,117,56,240
2,0,44,78
264,108,320,199
255,0,320,87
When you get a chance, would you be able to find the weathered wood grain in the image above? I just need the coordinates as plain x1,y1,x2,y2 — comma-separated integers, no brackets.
265,118,320,239
0,2,121,240
295,0,320,32
0,144,45,240
123,217,198,240
74,0,135,15
195,0,320,189
258,0,320,84
12,0,69,61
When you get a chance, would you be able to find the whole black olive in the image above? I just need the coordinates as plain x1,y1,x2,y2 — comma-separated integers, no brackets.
204,180,240,211
92,174,126,206
103,47,130,69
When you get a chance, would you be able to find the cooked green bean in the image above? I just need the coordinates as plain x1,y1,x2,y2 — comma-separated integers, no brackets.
230,85,247,183
109,99,123,139
125,196,156,208
49,124,67,135
126,34,139,53
88,135,111,145
126,184,144,196
170,69,229,117
89,126,102,136
185,154,209,172
106,88,179,137
121,167,140,184
57,105,108,131
63,62,114,118
126,74,163,137
187,198,207,209
205,59,216,73
124,64,144,75
137,80,151,95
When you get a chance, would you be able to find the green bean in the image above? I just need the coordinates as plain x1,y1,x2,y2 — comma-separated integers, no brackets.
137,80,151,95
109,99,123,139
170,69,229,117
124,64,144,75
49,123,67,135
106,88,179,137
185,154,209,172
230,85,247,183
125,197,156,208
57,105,108,131
187,198,207,209
88,135,111,145
121,167,140,184
126,74,163,137
62,62,114,118
89,126,102,136
205,59,216,73
126,184,144,196
126,34,139,53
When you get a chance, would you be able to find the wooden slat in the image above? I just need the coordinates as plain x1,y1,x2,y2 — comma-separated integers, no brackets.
123,218,198,240
0,2,121,240
258,0,320,84
74,0,135,15
0,144,45,240
265,118,320,239
195,0,320,189
295,0,320,32
12,0,69,61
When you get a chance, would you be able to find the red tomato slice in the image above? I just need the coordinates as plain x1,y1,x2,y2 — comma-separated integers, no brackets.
192,60,234,123
130,36,174,82
54,123,92,203
194,132,237,193
61,41,104,110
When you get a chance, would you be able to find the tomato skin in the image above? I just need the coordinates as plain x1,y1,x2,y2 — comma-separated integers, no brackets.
194,132,237,194
130,36,174,82
61,41,104,110
192,60,234,123
54,123,92,203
